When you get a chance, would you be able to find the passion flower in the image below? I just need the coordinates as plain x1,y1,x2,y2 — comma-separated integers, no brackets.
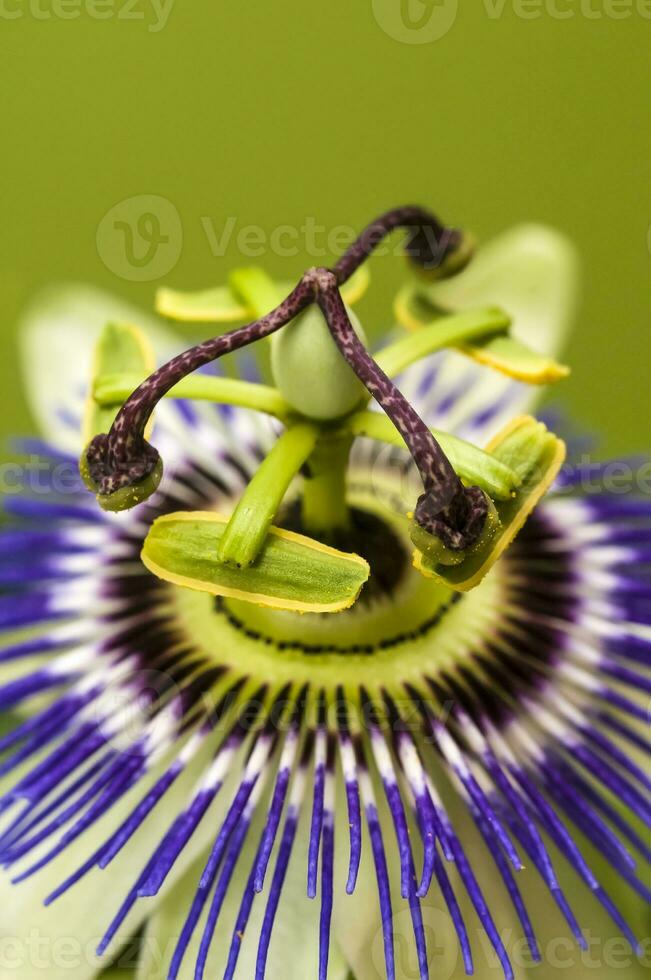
0,208,648,980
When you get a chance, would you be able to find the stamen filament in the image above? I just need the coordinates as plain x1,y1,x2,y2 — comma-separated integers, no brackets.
93,373,292,421
218,423,320,567
375,307,510,377
105,275,314,465
344,411,520,501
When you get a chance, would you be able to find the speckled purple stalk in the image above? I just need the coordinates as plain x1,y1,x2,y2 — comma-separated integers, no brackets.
85,275,315,495
313,267,488,548
333,204,462,283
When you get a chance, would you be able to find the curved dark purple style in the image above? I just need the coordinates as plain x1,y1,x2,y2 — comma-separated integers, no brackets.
333,204,463,284
313,268,488,549
85,275,315,495
83,205,487,547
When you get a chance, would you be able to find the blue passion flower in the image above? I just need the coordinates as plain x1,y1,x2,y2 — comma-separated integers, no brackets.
0,209,648,980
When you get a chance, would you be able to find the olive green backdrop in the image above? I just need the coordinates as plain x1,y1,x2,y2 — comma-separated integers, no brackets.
0,6,650,979
1,1,649,457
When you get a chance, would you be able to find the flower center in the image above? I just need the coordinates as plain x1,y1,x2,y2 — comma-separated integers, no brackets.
169,478,505,695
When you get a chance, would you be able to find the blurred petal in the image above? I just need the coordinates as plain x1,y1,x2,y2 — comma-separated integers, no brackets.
18,284,182,453
426,224,579,358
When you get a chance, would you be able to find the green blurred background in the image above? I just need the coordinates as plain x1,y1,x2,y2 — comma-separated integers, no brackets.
0,6,649,977
0,1,649,454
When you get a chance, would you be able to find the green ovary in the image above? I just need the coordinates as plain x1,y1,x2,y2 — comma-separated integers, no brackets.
270,304,367,420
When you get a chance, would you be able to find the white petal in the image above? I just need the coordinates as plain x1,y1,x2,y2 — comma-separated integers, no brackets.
18,284,183,453
399,225,580,446
429,224,580,358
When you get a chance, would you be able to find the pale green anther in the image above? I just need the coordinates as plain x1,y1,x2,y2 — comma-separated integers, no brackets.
455,332,570,383
271,304,367,421
218,422,320,568
414,415,566,591
375,306,511,378
393,283,570,383
155,283,248,323
418,223,579,365
143,511,370,613
343,410,520,501
155,264,370,323
93,372,292,421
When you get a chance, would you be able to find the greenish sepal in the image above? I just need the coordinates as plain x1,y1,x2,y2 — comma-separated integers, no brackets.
154,265,370,324
344,411,520,501
408,230,476,282
271,305,367,421
83,322,155,444
393,287,569,384
218,423,320,567
93,372,292,421
80,451,164,513
409,498,500,568
376,305,511,377
414,416,566,591
142,511,370,613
